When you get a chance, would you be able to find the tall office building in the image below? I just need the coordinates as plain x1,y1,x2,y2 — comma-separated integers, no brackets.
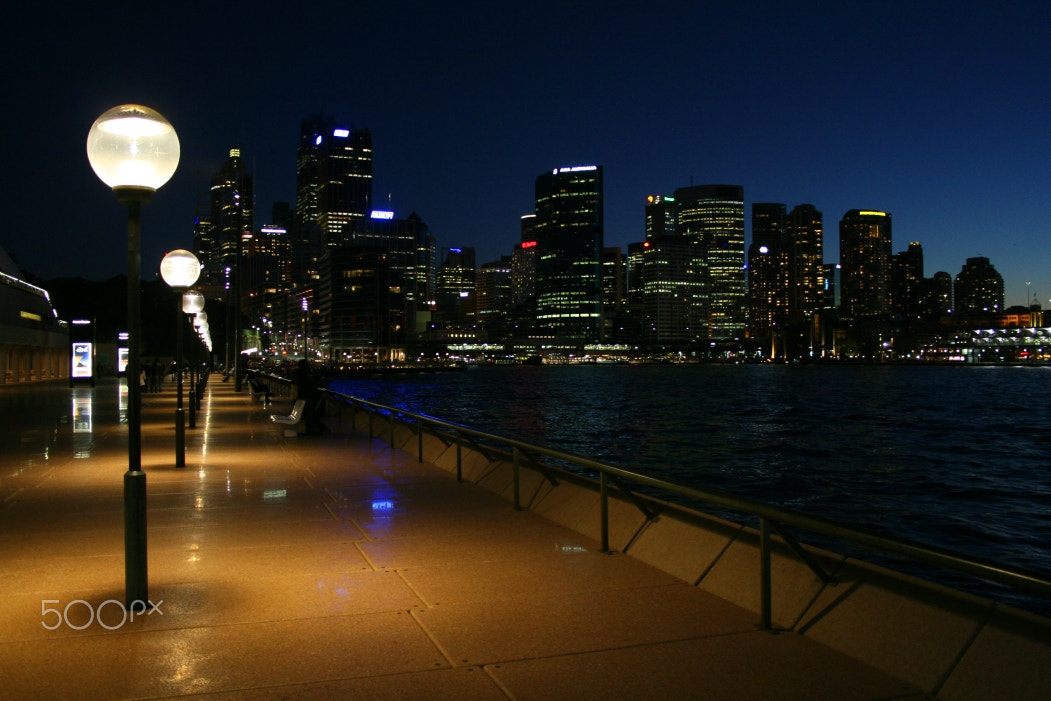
954,257,1004,316
921,271,953,319
475,256,512,340
839,209,892,318
533,165,603,344
319,211,435,354
208,148,254,272
787,204,823,323
675,184,746,340
747,203,788,337
890,241,924,320
294,115,373,280
644,195,677,241
637,235,698,348
601,246,624,339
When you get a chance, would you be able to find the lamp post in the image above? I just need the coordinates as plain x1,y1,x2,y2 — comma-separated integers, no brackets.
194,312,209,408
302,296,309,360
160,250,200,467
183,293,205,428
87,104,179,610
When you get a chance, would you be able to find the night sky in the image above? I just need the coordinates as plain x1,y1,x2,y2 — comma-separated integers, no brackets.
3,1,1049,309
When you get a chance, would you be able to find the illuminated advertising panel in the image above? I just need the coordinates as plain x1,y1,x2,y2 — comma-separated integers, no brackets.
118,347,129,374
71,343,93,379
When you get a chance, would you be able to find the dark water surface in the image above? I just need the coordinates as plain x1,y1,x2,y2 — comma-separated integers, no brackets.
330,364,1051,616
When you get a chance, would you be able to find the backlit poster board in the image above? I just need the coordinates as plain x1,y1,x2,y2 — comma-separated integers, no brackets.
72,343,93,379
118,347,129,374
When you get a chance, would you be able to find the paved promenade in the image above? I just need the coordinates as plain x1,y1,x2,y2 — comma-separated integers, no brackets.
0,375,931,700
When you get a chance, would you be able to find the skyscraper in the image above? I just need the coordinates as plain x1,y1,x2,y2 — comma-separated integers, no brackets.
208,148,254,273
839,209,892,318
675,184,746,340
748,203,788,338
890,241,924,319
787,204,823,323
533,165,604,344
954,256,1004,316
294,115,373,280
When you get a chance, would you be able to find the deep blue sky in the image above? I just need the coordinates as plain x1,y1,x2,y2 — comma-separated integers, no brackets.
3,1,1049,308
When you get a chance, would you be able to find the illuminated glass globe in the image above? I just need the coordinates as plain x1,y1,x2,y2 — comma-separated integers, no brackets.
160,249,200,288
182,291,205,314
86,104,180,192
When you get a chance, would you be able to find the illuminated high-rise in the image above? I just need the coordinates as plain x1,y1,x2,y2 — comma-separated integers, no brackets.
533,165,603,344
890,241,924,320
839,209,892,318
294,115,373,281
787,204,823,323
209,148,254,273
675,184,745,340
954,256,1004,316
747,203,788,338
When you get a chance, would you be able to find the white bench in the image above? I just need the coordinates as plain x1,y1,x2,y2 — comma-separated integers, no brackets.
270,399,306,436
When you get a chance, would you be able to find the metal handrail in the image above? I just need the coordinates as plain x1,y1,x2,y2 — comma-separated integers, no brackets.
323,389,1051,627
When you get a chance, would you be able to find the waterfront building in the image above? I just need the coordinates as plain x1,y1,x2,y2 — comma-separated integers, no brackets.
787,204,823,324
674,184,745,340
920,271,953,319
435,247,477,328
533,166,604,344
510,239,537,308
475,257,512,341
890,242,924,320
747,203,788,339
601,247,624,340
317,246,394,361
316,211,435,353
839,209,892,318
636,235,699,348
0,247,67,384
953,256,1004,317
510,215,538,308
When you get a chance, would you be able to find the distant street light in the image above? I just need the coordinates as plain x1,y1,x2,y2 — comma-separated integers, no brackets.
160,250,201,467
183,292,205,428
87,104,179,611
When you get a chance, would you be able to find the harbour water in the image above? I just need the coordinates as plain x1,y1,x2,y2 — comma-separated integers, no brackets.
329,363,1051,616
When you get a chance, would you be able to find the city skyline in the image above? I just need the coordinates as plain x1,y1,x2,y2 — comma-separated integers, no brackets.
3,2,1049,309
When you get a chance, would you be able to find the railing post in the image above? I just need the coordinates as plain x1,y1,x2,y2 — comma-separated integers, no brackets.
389,412,395,448
600,471,610,554
760,517,772,631
513,447,521,510
368,410,374,440
417,419,423,462
456,435,463,483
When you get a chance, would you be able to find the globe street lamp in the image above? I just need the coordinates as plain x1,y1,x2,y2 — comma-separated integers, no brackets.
160,250,200,467
87,104,179,610
183,292,205,428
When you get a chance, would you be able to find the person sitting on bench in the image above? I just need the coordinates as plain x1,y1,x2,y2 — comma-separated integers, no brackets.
246,372,272,403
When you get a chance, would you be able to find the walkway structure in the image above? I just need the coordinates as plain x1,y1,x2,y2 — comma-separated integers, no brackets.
0,376,1047,699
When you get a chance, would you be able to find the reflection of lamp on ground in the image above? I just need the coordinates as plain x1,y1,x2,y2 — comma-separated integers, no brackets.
183,293,205,428
87,104,179,611
160,250,201,468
